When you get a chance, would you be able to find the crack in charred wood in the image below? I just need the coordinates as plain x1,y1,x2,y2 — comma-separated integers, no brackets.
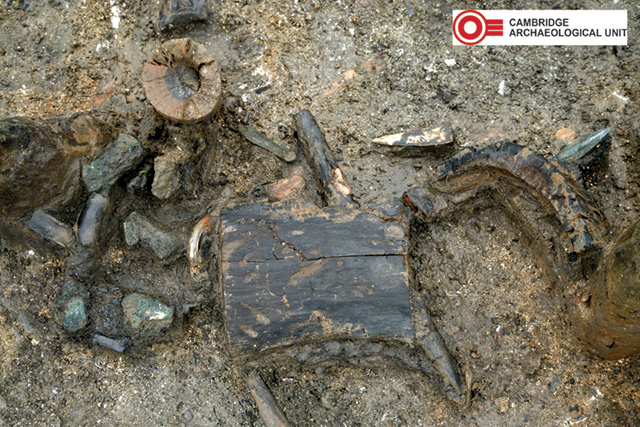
265,222,307,261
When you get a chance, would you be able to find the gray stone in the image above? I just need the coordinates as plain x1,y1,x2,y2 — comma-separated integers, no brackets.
55,280,88,333
122,293,174,336
123,212,181,260
92,334,128,353
77,192,109,246
151,150,184,200
17,311,38,336
82,133,144,193
127,164,151,194
25,209,75,248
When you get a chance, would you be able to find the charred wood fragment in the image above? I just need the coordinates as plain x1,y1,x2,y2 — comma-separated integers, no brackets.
572,219,640,359
402,187,436,218
411,293,463,403
247,371,291,427
293,110,356,207
373,124,453,147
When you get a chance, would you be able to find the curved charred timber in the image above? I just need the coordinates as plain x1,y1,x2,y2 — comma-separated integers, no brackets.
572,219,640,359
293,110,356,207
435,141,609,259
406,142,640,360
403,184,573,284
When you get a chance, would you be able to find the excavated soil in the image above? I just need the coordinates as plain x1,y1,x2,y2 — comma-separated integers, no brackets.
1,0,639,425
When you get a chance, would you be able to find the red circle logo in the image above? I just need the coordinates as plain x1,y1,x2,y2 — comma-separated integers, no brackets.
453,10,488,45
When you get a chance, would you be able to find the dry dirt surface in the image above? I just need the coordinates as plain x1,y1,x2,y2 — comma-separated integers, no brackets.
1,0,639,425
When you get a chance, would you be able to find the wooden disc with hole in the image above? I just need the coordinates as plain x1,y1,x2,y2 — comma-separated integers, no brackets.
142,38,222,123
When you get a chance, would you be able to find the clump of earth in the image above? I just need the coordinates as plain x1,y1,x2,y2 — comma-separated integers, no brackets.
1,0,639,425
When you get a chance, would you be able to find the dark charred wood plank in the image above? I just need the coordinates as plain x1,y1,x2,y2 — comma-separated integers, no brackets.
220,200,412,355
220,200,406,261
223,255,412,354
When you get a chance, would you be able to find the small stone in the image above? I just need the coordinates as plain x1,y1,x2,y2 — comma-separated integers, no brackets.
122,293,174,335
495,396,510,414
55,280,88,333
77,193,109,246
25,209,75,248
159,0,207,31
17,311,38,336
497,80,512,96
92,334,128,353
152,150,185,199
123,212,181,260
127,164,151,194
82,133,144,193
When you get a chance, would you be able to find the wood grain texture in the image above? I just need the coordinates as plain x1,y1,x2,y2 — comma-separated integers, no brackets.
220,200,413,355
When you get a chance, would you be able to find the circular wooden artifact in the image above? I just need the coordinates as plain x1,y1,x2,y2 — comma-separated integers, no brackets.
142,38,222,123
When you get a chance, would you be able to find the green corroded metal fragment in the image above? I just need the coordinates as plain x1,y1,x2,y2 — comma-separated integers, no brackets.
61,298,88,332
122,293,174,335
557,128,610,162
239,124,296,162
55,280,88,333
